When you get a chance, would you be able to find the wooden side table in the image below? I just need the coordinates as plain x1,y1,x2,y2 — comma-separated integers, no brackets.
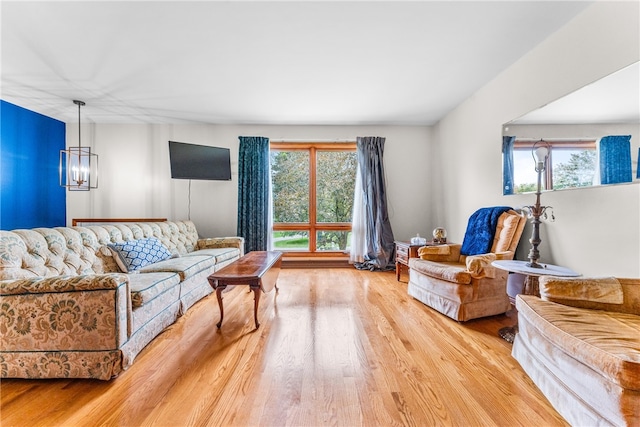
394,241,423,282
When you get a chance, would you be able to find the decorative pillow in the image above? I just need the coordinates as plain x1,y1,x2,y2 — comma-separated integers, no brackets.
539,276,623,304
107,237,173,273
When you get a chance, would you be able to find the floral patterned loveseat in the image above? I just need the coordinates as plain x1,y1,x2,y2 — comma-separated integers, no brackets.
0,220,243,380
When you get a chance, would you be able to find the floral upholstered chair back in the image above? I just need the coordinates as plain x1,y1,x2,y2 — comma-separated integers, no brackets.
0,221,200,281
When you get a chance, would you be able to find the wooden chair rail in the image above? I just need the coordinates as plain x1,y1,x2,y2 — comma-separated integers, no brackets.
71,218,168,226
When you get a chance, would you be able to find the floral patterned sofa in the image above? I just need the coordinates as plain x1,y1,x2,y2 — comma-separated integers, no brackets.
0,220,244,380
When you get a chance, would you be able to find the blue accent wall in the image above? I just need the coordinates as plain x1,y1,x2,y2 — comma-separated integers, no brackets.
1,100,66,230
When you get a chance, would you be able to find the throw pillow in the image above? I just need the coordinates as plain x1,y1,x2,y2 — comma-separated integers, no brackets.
108,237,173,273
540,276,623,304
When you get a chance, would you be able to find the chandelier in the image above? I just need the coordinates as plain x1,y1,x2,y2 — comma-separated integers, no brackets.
59,100,98,190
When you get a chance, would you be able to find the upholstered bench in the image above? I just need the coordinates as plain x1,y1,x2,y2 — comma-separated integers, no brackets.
512,276,640,426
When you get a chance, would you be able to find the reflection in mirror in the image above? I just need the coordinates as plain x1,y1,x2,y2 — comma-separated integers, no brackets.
502,61,640,195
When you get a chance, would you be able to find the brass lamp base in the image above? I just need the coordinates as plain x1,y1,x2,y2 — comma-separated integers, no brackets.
498,326,518,344
525,261,545,269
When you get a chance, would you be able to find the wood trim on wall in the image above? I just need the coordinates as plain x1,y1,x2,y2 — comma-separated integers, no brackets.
72,218,168,226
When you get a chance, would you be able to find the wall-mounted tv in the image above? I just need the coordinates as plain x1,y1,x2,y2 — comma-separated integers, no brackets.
168,141,232,181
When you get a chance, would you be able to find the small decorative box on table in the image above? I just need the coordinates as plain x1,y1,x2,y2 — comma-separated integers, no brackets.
207,251,282,329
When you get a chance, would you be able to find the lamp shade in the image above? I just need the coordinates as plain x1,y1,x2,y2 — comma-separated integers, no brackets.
532,141,550,172
534,145,549,163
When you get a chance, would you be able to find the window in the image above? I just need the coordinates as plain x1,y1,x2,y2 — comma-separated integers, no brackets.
512,139,596,193
270,142,357,254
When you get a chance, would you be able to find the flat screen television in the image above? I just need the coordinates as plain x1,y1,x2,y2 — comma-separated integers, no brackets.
168,141,232,181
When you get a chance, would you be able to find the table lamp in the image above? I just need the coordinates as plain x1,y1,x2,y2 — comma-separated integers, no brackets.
523,140,554,268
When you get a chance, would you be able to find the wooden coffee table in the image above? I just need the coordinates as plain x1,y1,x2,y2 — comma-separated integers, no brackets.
207,251,282,329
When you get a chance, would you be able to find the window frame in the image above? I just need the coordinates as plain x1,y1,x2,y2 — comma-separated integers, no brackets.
512,139,596,192
270,142,356,257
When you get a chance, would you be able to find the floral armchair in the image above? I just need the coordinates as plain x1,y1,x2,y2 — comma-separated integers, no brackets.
407,207,526,321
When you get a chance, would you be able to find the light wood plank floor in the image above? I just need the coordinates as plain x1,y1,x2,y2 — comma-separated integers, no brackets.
1,268,567,426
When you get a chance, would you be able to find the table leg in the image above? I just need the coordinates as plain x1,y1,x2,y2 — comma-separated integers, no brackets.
523,275,540,297
251,285,261,329
215,285,227,328
499,275,539,343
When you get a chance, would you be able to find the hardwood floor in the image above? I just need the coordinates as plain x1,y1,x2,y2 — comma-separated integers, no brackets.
1,269,567,426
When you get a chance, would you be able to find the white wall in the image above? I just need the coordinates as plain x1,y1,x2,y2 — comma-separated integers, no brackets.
432,1,640,277
67,124,432,241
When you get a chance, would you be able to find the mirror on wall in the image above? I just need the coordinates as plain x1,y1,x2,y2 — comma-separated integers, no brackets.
502,61,640,195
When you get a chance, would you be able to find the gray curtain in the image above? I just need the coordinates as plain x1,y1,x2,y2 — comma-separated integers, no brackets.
354,136,395,271
237,136,270,253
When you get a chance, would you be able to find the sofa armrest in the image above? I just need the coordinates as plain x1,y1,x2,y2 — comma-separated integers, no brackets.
1,273,128,295
418,243,461,262
197,237,245,257
0,274,132,351
465,253,497,279
539,276,640,315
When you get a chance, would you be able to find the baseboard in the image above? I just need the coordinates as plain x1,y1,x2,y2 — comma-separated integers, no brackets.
281,257,351,268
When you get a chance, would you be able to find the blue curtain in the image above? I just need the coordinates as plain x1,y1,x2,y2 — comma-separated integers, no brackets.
637,148,640,179
502,136,516,195
237,136,270,253
354,136,395,271
600,135,632,185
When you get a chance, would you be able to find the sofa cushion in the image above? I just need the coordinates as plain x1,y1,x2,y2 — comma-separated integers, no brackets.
0,232,37,280
138,255,215,281
128,272,181,308
183,247,240,264
516,295,640,390
108,238,173,273
492,213,520,253
409,259,472,285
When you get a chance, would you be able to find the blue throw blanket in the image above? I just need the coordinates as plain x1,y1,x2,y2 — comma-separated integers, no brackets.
460,206,513,256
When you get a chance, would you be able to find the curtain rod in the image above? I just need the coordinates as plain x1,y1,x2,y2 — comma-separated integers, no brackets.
514,137,597,142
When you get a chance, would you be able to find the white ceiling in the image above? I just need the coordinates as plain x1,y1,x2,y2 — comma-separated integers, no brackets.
1,1,593,126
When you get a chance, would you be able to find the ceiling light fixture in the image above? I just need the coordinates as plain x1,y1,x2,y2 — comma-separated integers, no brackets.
59,100,98,190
